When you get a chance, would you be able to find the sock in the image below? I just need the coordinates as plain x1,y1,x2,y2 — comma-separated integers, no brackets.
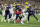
8,19,10,23
19,20,21,23
16,20,18,23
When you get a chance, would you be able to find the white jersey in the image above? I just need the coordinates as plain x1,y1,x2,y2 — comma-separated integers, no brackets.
21,9,27,21
2,6,7,16
22,8,28,20
9,6,15,14
4,6,7,10
9,8,13,14
2,9,5,16
22,8,28,16
10,7,16,20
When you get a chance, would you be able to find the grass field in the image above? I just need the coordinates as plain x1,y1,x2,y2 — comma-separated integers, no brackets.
0,15,40,27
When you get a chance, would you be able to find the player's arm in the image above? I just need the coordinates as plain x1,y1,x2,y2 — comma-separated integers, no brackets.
14,11,17,13
17,9,22,14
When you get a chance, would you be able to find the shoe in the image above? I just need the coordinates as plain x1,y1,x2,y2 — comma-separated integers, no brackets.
21,21,24,24
8,19,10,23
27,21,30,23
38,20,40,22
4,20,6,22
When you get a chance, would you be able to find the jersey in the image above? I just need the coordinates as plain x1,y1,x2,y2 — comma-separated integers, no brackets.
27,8,35,15
5,6,11,15
14,6,22,14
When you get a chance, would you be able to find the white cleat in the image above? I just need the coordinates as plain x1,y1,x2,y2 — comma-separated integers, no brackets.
27,21,30,23
38,20,40,22
4,20,6,22
8,19,10,23
21,21,24,24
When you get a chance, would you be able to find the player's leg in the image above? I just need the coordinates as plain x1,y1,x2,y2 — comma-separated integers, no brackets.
19,16,22,23
14,19,16,23
16,14,19,23
11,13,13,19
21,15,27,24
28,14,31,21
33,14,39,22
13,15,16,23
4,13,7,22
8,13,11,23
1,10,5,22
27,14,30,23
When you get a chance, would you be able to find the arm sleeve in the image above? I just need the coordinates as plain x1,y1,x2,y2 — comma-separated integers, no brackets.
20,11,22,14
14,11,17,13
17,11,22,14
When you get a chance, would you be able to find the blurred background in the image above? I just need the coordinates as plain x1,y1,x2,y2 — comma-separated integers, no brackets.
0,0,40,15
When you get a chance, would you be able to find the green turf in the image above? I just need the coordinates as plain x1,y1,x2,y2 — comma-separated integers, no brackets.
0,15,40,27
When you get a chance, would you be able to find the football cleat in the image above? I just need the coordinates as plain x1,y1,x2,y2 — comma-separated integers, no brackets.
27,21,30,23
4,20,6,22
38,20,40,22
21,21,24,24
8,19,10,23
